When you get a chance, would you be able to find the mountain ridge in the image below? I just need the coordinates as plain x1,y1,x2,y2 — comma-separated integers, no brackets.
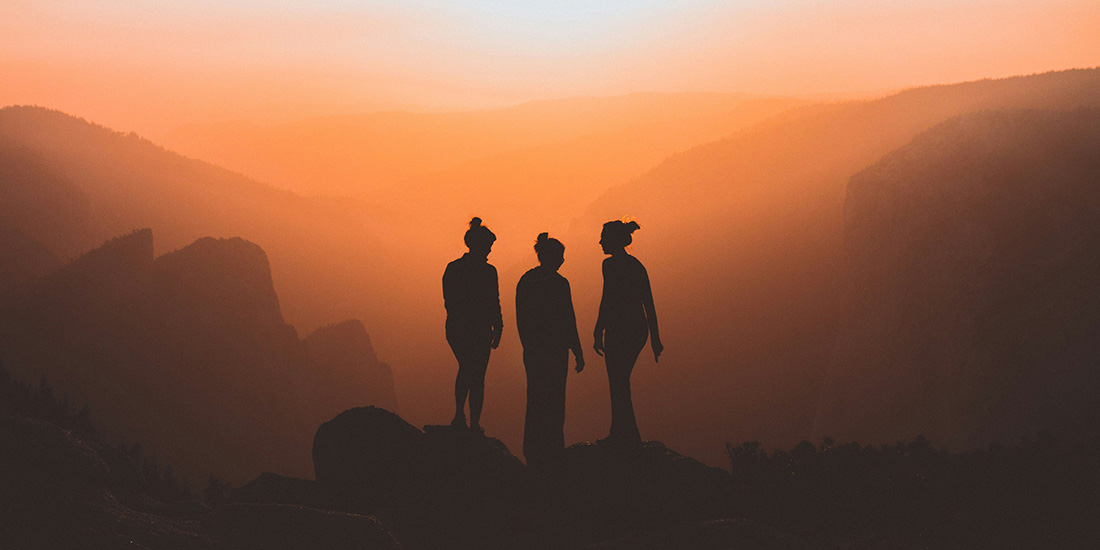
0,229,398,484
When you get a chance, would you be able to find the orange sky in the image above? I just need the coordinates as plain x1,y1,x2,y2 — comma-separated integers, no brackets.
3,0,1099,136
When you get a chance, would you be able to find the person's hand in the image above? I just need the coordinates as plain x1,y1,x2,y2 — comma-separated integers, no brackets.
490,327,502,349
593,336,604,357
575,354,585,373
652,337,663,363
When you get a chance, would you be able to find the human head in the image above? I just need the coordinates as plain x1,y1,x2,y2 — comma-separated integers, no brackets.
600,220,640,254
464,217,496,257
534,232,565,270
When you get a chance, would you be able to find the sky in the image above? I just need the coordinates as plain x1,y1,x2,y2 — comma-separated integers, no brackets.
2,0,1099,134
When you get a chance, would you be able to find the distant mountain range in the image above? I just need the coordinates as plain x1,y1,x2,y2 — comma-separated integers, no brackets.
0,104,408,368
0,229,396,483
163,92,807,201
3,68,1100,474
818,109,1100,448
560,68,1100,462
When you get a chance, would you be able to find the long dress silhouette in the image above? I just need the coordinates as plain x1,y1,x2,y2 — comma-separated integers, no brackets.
593,220,662,447
443,217,502,433
516,233,584,466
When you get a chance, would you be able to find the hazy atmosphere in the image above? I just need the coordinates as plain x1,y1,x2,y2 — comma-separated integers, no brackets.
4,0,1099,135
3,2,1100,548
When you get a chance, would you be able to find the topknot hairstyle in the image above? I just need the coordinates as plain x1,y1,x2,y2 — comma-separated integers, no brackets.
534,232,565,264
601,219,641,248
464,217,496,249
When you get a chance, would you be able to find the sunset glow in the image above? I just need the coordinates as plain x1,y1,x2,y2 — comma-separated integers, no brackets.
3,1,1098,134
3,3,1100,540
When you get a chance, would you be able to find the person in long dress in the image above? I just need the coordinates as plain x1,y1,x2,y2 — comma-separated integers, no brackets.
443,217,503,433
516,233,584,466
593,220,662,447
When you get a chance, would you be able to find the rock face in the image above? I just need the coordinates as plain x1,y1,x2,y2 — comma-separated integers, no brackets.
313,407,428,508
0,230,398,484
312,407,524,510
817,109,1100,448
304,320,398,414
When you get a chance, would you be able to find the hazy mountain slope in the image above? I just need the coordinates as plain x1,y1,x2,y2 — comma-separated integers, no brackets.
0,105,408,360
394,97,808,246
557,68,1100,464
817,109,1100,449
303,320,399,414
0,142,98,259
163,93,805,201
0,230,397,483
0,224,59,291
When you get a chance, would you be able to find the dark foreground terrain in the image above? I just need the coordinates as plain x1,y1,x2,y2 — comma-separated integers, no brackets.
3,365,1098,550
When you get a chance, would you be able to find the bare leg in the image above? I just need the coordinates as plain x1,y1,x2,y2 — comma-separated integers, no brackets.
453,372,468,427
605,346,642,446
469,382,484,431
469,345,491,432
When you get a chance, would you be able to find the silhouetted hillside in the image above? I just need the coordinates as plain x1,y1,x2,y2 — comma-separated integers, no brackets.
4,360,1096,549
0,230,398,484
0,105,397,349
818,109,1100,449
560,68,1100,464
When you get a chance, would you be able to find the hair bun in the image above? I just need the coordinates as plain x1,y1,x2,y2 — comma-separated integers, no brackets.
536,232,549,243
625,220,641,233
470,217,482,228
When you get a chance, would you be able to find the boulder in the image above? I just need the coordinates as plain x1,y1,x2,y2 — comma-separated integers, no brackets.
312,407,424,508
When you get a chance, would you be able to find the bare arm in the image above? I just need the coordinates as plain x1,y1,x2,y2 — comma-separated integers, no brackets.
564,279,585,371
489,266,503,348
593,259,610,356
442,264,453,311
638,262,663,361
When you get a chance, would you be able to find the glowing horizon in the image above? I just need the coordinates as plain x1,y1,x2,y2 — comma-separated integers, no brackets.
2,0,1099,135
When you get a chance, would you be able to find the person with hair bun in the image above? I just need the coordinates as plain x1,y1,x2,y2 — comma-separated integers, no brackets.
443,217,503,433
593,219,662,447
516,232,584,466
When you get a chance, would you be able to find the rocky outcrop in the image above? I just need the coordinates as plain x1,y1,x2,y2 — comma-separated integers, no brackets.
311,407,735,549
0,230,398,484
313,407,426,508
312,407,524,509
152,236,290,343
818,109,1100,448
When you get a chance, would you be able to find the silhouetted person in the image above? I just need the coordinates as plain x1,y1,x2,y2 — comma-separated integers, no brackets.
443,217,503,433
593,220,662,447
516,233,585,467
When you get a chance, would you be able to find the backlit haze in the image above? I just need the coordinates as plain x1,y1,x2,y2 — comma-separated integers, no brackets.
3,0,1100,475
4,1,1099,135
